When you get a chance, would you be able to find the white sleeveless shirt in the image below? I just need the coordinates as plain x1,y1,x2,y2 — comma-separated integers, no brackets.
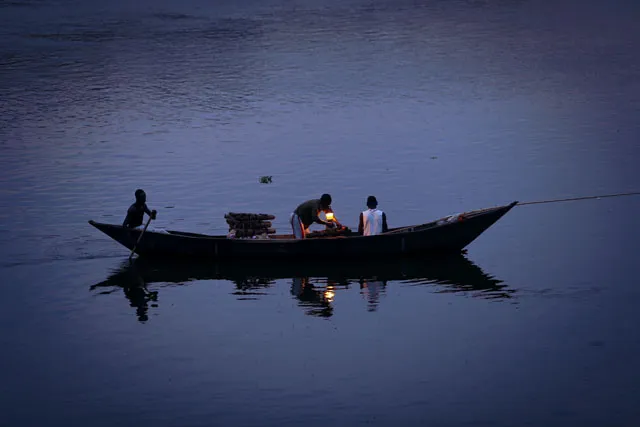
362,209,384,236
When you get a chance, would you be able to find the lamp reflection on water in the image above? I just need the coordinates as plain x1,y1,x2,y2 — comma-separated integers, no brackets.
324,289,335,302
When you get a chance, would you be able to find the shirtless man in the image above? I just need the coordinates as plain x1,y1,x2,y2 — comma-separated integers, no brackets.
122,189,157,228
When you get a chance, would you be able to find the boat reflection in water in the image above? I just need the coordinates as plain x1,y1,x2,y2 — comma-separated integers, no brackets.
90,254,514,322
290,277,353,318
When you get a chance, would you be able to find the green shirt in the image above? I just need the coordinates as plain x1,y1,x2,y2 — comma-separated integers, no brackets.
294,199,328,228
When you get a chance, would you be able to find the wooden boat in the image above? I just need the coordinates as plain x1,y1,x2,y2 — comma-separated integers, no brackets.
88,201,518,259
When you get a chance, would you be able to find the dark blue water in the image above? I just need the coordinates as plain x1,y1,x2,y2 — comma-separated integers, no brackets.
1,0,639,426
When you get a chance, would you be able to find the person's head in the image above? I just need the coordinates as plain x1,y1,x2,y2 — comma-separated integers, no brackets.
134,189,146,204
366,195,378,209
320,193,332,210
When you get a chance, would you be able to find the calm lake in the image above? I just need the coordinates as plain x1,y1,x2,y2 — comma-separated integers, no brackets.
1,0,639,426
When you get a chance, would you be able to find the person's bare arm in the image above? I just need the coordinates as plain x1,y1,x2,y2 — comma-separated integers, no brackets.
144,204,157,219
313,208,333,227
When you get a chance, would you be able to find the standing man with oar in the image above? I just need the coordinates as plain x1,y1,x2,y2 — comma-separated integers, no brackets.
123,189,157,260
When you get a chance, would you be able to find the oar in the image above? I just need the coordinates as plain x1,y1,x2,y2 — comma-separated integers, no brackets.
129,216,153,261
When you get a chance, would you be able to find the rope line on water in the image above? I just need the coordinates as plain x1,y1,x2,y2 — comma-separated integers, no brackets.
518,191,640,206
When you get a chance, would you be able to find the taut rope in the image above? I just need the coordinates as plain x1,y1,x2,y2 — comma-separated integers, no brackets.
518,191,640,206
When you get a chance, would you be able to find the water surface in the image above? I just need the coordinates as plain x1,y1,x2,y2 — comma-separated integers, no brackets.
1,0,639,426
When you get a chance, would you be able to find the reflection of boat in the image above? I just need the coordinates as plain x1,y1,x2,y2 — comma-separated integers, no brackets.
88,202,517,259
90,254,514,321
90,263,159,323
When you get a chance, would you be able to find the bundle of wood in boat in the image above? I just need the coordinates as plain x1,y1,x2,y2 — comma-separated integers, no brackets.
225,213,275,221
226,218,273,228
225,212,277,237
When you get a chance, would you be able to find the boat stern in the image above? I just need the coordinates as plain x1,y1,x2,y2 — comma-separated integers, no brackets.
88,220,136,250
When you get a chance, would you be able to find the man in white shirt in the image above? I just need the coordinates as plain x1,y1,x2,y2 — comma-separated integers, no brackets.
358,196,388,236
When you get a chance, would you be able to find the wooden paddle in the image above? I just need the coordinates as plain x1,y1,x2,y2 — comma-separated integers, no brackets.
129,216,153,260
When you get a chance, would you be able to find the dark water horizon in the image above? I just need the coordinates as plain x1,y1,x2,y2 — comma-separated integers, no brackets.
1,0,640,426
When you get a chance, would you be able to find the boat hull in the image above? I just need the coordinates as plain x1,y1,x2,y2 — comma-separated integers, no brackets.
88,201,518,259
